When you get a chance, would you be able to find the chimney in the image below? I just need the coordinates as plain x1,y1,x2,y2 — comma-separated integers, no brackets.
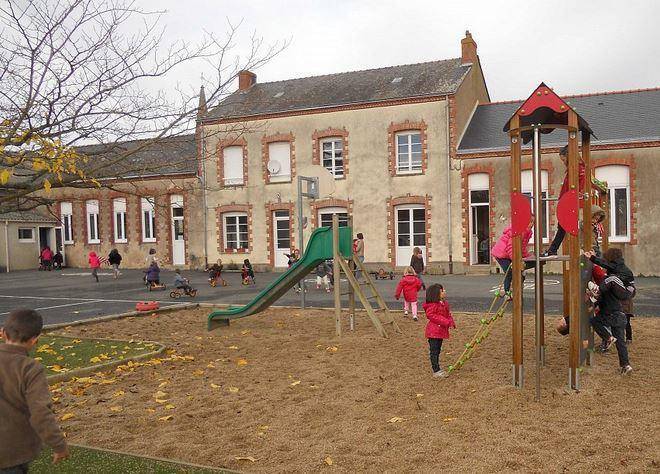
238,70,257,91
197,84,207,119
461,30,478,65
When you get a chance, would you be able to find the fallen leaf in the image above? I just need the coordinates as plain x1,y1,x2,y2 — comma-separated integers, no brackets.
164,404,175,410
227,386,239,393
290,380,301,387
210,383,220,389
146,408,156,413
443,417,456,422
324,456,333,466
416,393,424,398
109,406,123,412
158,381,168,388
228,345,239,350
153,390,167,399
236,359,248,366
235,456,256,462
387,417,404,423
60,413,75,421
89,356,102,364
155,399,168,404
192,369,205,376
240,330,249,335
326,346,339,353
113,390,125,398
206,362,215,368
158,415,173,421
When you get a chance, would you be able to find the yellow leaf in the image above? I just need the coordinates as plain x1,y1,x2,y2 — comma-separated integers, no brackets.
240,330,249,335
155,399,168,404
113,390,125,398
443,417,456,422
416,393,424,398
164,404,175,410
153,390,168,399
210,383,220,389
290,380,301,387
227,386,239,393
236,359,248,366
324,456,333,466
0,169,11,185
235,456,256,462
146,408,156,413
158,381,168,388
89,356,102,364
228,345,239,350
60,413,75,421
72,339,82,344
109,406,123,412
158,415,173,421
206,362,215,368
43,178,51,193
387,417,404,423
192,369,204,376
326,346,339,353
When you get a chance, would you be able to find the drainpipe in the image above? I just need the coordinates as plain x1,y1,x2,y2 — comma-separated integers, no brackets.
4,221,10,273
445,99,454,274
200,128,209,268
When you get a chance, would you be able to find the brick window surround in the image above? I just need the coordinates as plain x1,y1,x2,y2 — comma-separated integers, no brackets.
387,120,428,177
593,155,637,245
386,194,432,266
310,198,354,228
312,127,349,178
461,165,495,265
262,132,296,184
265,201,295,267
216,137,248,187
216,203,253,254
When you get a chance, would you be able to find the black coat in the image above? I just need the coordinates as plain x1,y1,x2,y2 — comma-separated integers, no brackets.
108,251,122,265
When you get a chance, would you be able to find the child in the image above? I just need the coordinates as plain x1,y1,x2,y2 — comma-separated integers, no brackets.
242,259,255,285
108,248,122,279
173,269,195,295
395,266,423,321
591,205,606,257
315,261,332,292
88,251,101,282
52,250,64,270
39,246,53,271
208,259,224,286
0,308,69,471
145,260,160,287
491,217,534,298
423,284,456,378
354,233,365,279
409,247,426,290
285,250,302,292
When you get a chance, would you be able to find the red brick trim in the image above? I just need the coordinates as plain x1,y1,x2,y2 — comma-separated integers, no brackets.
387,121,428,177
310,198,354,228
264,201,295,267
202,95,448,125
215,203,253,254
593,155,637,245
461,165,496,265
311,127,349,178
262,132,296,184
458,141,660,160
386,194,432,266
216,137,248,187
448,96,458,160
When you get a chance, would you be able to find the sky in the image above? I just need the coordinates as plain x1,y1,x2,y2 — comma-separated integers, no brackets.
142,0,659,103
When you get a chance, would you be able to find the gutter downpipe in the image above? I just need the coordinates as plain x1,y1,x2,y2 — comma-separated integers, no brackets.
200,127,209,269
446,97,453,274
4,221,10,273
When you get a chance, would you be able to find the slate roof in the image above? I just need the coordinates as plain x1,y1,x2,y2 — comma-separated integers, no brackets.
205,58,472,121
458,88,660,154
0,210,57,223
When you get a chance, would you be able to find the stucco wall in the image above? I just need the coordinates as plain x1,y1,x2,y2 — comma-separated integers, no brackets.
1,222,43,271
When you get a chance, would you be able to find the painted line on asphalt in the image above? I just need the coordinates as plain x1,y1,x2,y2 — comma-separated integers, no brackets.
0,295,181,304
0,300,106,316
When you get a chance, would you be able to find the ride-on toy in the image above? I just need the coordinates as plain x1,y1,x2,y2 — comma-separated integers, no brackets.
170,287,198,298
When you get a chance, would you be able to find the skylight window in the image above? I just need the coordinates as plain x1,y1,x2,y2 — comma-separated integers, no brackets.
391,77,403,84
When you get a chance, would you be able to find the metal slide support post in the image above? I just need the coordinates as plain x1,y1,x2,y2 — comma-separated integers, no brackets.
532,126,543,401
332,214,342,337
510,115,524,388
297,176,305,309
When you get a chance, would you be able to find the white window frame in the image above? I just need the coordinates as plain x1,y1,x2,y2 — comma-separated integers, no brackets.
86,199,100,244
113,198,128,243
595,165,631,243
318,207,349,227
267,141,292,183
395,131,423,174
223,212,249,251
521,170,550,243
18,227,35,243
320,138,344,178
468,173,490,265
60,201,73,244
141,197,156,243
223,145,244,186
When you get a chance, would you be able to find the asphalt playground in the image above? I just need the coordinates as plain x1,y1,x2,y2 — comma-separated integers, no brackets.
1,268,659,327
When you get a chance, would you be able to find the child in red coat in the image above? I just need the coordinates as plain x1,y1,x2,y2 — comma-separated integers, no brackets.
395,266,422,321
423,283,455,378
88,251,101,283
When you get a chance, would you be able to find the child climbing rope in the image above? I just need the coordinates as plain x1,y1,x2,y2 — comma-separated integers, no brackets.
423,284,455,378
395,266,422,321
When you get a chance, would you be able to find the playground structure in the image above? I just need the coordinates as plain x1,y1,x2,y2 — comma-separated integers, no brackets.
207,214,399,338
505,83,609,399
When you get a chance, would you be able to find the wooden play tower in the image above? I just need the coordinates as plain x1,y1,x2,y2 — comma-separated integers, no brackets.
504,83,608,400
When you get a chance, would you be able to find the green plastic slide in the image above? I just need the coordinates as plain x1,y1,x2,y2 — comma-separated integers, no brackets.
207,226,353,330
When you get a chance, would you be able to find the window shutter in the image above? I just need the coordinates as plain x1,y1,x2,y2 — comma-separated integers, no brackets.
268,142,291,180
223,146,244,185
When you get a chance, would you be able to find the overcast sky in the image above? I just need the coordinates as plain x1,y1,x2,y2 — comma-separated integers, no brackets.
144,0,659,103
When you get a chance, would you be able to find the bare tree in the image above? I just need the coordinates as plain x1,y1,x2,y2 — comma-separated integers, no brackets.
0,0,286,212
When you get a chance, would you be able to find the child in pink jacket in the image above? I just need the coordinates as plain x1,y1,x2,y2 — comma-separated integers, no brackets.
491,218,534,297
423,283,455,378
395,266,423,321
88,251,101,283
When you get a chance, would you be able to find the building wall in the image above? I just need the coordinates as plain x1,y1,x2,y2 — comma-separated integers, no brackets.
0,222,43,271
47,178,205,269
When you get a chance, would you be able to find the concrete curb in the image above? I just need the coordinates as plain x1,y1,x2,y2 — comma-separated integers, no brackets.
45,336,166,384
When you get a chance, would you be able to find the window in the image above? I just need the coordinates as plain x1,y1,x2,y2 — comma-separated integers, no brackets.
223,146,244,185
595,165,631,242
224,213,249,250
396,131,422,173
319,207,348,227
86,200,100,243
141,197,156,242
320,138,344,178
18,228,34,242
468,173,490,265
113,198,127,243
521,170,550,243
267,142,292,183
60,202,73,244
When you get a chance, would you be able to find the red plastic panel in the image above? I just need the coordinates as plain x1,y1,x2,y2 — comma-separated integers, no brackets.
557,190,579,236
517,84,569,117
511,192,532,237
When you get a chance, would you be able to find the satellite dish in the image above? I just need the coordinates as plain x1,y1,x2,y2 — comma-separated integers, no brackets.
267,160,281,175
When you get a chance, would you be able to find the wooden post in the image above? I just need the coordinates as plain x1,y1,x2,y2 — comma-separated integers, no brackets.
332,214,342,337
509,115,524,388
567,111,581,390
347,215,355,330
582,131,594,365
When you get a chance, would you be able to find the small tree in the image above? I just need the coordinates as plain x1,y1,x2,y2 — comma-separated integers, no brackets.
0,0,285,212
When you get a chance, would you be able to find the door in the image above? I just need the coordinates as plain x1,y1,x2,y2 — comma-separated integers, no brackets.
38,227,51,250
54,228,65,266
395,205,426,267
468,174,490,265
170,195,185,266
273,210,291,267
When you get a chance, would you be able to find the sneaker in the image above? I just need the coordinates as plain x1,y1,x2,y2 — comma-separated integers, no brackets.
505,291,513,301
626,339,632,345
404,310,409,316
541,249,557,258
412,316,418,321
433,370,448,378
620,365,633,375
604,336,617,351
316,285,321,290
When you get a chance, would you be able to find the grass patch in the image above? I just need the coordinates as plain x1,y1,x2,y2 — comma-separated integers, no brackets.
32,335,158,376
32,445,226,473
